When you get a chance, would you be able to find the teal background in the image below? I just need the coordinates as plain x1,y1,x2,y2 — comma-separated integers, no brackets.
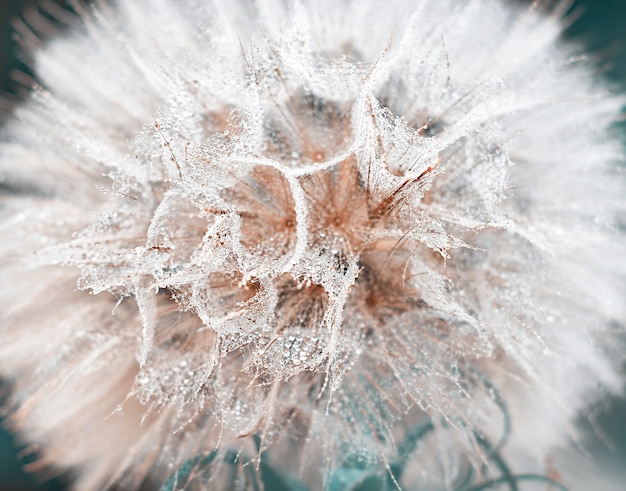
0,0,625,489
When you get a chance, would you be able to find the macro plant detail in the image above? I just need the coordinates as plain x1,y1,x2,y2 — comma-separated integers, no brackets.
0,0,625,489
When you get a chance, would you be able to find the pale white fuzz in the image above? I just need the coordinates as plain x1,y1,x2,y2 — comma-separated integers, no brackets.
0,0,625,490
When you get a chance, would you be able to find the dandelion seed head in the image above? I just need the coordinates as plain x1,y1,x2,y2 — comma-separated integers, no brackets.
0,0,625,489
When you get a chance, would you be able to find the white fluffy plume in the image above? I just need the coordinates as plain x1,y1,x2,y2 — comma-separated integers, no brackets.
0,0,625,489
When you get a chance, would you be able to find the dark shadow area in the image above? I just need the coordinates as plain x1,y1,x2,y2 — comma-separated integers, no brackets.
564,0,626,87
0,383,72,491
0,0,37,96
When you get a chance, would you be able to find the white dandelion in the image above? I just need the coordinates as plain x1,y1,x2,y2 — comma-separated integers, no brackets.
0,0,625,489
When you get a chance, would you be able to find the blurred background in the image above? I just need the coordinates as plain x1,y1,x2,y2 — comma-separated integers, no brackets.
0,0,625,490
